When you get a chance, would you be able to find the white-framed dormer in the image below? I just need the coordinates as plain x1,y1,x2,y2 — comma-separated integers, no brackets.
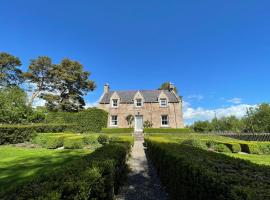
133,91,144,108
110,92,120,108
158,91,168,108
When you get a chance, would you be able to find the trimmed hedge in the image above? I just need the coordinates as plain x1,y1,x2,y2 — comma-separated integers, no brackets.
4,143,130,200
0,124,75,145
101,128,134,134
144,128,192,133
240,142,270,154
64,137,84,149
145,139,270,200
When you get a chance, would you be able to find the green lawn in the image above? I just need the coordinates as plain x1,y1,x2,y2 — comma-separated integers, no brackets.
0,146,90,195
225,153,270,166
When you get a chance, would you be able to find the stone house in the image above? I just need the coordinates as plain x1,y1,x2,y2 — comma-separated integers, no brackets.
98,83,184,132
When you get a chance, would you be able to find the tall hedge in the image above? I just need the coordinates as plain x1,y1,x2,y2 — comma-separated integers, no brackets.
144,128,192,134
45,108,108,132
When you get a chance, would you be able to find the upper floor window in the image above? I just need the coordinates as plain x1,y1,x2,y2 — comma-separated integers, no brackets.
135,98,143,107
112,99,118,107
160,98,168,107
161,115,169,126
110,115,118,126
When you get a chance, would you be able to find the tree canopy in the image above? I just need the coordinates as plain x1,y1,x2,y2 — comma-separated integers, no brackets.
0,52,23,87
158,82,178,93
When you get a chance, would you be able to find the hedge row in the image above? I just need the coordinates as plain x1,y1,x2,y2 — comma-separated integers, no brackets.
144,128,192,133
3,143,130,200
101,128,134,134
0,124,75,145
46,108,108,132
145,139,270,200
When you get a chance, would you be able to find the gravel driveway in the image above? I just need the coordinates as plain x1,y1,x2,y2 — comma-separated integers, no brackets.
116,135,168,200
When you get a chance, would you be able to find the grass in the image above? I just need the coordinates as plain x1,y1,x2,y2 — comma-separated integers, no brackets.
225,153,270,166
0,145,90,195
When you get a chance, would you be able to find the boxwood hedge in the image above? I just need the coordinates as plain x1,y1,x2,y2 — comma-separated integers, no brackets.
3,143,131,200
144,128,192,134
101,128,134,134
145,138,270,200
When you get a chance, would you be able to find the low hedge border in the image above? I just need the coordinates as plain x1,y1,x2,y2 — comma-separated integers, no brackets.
101,128,134,134
4,143,131,200
144,128,192,134
0,124,75,145
145,138,270,200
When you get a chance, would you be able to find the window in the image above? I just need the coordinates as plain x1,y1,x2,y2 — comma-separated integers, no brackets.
111,115,118,126
161,115,169,126
160,98,167,107
136,98,143,107
112,99,118,107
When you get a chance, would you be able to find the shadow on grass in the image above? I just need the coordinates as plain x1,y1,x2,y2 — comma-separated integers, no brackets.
0,149,89,197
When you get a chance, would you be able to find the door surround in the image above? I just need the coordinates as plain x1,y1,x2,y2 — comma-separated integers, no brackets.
135,115,143,132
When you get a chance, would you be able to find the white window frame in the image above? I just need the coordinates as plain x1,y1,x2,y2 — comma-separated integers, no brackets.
111,99,119,108
161,115,169,127
110,115,118,126
160,98,168,107
135,98,143,107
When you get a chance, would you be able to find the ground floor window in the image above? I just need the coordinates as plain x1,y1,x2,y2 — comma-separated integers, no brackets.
161,115,169,126
111,115,118,126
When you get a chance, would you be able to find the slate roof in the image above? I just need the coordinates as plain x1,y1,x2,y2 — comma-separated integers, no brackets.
99,90,179,104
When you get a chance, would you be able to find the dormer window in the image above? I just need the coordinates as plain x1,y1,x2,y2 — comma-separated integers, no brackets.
135,98,143,107
160,98,167,107
112,99,118,107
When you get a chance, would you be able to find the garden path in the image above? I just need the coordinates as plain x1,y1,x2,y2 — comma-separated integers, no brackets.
116,133,168,200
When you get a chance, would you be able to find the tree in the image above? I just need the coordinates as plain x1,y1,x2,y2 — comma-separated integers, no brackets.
0,87,32,124
42,58,96,112
193,120,213,132
126,114,134,127
143,120,153,128
158,82,178,93
0,52,23,87
24,56,54,106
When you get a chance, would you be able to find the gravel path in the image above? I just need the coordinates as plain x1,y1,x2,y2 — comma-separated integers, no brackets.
116,135,168,200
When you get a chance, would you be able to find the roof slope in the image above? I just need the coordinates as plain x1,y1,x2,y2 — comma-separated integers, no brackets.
99,90,179,104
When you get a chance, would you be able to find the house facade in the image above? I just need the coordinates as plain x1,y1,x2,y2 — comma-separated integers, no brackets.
98,83,184,132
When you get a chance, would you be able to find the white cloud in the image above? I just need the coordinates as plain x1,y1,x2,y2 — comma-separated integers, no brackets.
183,101,257,125
227,97,242,104
85,100,99,108
186,94,204,101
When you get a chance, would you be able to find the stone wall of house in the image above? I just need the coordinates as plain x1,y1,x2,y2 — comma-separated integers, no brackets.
98,101,184,128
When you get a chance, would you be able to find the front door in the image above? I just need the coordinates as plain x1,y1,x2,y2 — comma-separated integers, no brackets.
135,115,143,132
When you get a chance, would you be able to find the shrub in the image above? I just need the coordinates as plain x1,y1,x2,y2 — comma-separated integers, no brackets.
64,137,84,149
7,143,131,200
145,139,270,200
33,134,65,149
225,142,241,153
143,120,153,128
213,143,232,153
101,128,134,134
0,124,75,145
82,135,98,145
239,142,270,154
144,128,192,134
182,139,207,149
98,134,109,145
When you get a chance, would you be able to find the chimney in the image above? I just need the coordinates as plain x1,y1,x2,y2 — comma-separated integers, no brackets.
104,83,110,93
169,82,175,91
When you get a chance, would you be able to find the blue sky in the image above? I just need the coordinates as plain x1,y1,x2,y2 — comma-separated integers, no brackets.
1,0,270,124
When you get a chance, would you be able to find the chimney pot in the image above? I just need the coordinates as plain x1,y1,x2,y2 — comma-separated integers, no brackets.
104,83,110,93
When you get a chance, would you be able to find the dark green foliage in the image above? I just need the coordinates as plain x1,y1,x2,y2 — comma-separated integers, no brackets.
98,134,109,145
0,52,23,87
145,139,270,200
192,120,213,132
5,143,130,200
0,124,75,145
101,128,134,133
46,108,108,132
182,139,208,149
144,128,192,133
213,143,232,153
239,142,270,154
158,82,178,93
143,120,153,128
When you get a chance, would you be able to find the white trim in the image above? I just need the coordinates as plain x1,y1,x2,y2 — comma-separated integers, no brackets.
135,98,143,107
161,115,169,127
160,98,168,107
135,115,143,132
110,115,118,127
111,99,119,108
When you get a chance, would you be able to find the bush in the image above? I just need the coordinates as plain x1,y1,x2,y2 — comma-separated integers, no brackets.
101,128,134,133
64,137,84,149
0,124,75,145
240,142,270,154
145,138,270,200
33,134,65,149
98,134,109,145
213,143,232,153
144,128,192,134
6,143,131,200
225,142,241,153
82,135,98,145
182,139,207,149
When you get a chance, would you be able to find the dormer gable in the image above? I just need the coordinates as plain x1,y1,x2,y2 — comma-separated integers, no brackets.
133,91,144,107
158,91,169,107
110,92,120,108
